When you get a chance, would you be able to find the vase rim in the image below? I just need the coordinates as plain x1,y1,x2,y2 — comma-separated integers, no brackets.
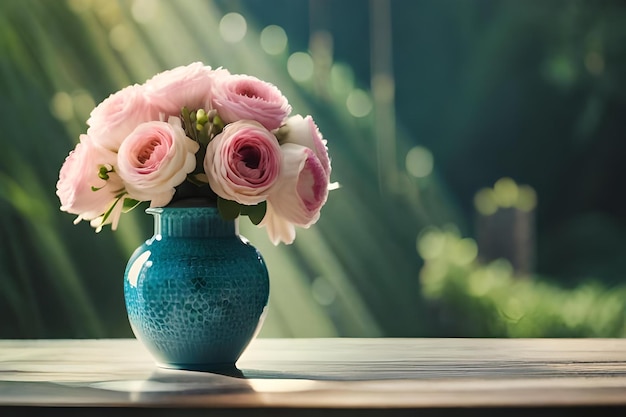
146,205,220,215
146,197,219,214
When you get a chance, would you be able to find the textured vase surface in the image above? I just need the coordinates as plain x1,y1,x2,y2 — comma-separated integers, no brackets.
124,206,269,371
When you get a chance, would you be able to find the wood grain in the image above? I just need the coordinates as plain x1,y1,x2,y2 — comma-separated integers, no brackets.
1,338,625,415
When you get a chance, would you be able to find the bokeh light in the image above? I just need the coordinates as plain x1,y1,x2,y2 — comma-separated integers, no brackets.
109,24,134,51
450,238,478,266
475,178,537,215
131,0,159,24
50,92,73,122
416,227,446,260
219,12,247,43
346,89,372,117
405,146,434,178
260,25,288,55
287,52,314,82
474,188,498,216
493,177,519,208
71,90,96,122
516,185,537,212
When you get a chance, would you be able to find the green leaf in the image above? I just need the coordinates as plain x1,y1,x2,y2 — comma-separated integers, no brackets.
186,173,208,186
217,197,241,220
180,106,197,141
213,114,223,129
122,197,142,213
241,201,267,225
99,197,120,226
181,106,191,121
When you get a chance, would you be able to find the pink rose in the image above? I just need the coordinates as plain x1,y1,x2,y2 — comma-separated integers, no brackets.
56,134,123,225
144,62,216,118
204,120,281,205
87,84,157,153
267,143,329,227
117,117,199,207
211,74,291,130
260,115,332,244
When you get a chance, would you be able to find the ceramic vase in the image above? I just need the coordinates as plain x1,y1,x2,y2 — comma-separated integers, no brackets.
123,203,269,371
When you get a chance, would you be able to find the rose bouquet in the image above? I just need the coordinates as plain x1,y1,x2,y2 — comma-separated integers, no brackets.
56,62,332,244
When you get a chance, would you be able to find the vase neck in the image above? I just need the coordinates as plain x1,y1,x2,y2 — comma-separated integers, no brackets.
147,207,236,238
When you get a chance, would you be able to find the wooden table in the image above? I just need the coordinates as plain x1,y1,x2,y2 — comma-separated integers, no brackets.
1,338,626,416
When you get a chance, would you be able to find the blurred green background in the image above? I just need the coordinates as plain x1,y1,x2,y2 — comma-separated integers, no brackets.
1,0,625,338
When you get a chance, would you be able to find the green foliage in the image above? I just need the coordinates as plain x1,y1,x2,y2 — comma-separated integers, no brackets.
419,227,626,337
217,198,267,226
240,201,267,226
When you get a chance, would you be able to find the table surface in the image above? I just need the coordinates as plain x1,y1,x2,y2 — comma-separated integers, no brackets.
1,338,626,416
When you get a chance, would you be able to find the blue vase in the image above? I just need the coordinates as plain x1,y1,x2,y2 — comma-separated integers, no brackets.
123,204,269,371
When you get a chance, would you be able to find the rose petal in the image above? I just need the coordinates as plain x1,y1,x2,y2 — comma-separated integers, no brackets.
259,201,297,245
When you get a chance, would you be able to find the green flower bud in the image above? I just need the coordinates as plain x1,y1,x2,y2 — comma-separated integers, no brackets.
196,109,208,125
